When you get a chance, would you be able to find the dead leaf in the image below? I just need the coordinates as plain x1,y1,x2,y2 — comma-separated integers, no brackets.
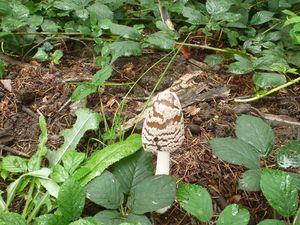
1,79,12,92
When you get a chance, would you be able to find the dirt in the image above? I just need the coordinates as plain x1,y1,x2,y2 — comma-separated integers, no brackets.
0,51,300,225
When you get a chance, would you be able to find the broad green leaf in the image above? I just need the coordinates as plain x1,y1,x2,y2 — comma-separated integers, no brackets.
182,7,208,25
238,169,261,191
228,55,253,74
53,0,91,10
235,115,275,157
51,50,63,65
75,9,89,20
213,12,242,23
69,217,99,225
73,134,142,186
108,23,141,40
127,175,176,214
127,214,151,225
57,178,85,221
277,140,300,168
289,172,300,190
146,31,176,50
0,211,27,225
94,210,124,225
86,171,123,209
33,48,48,61
209,138,260,169
28,15,43,27
206,0,232,14
253,73,286,89
216,204,250,225
2,156,28,173
91,65,112,85
112,150,153,193
257,219,287,225
87,3,113,22
10,1,29,20
254,54,289,71
250,11,274,25
71,82,97,101
41,19,59,32
46,108,101,165
34,214,68,225
204,54,223,67
50,164,69,183
260,169,298,217
0,60,5,78
177,184,213,222
62,151,85,175
109,41,142,63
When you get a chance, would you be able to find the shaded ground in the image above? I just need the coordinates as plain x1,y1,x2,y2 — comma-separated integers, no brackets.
0,51,300,224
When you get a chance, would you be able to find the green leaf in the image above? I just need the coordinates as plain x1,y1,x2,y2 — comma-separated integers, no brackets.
257,219,287,225
177,184,213,222
112,150,153,193
94,210,123,225
253,73,286,89
238,169,261,191
50,164,69,183
57,178,85,221
260,169,298,217
228,55,253,74
10,2,29,20
146,31,176,50
294,209,300,225
209,138,260,169
46,108,101,165
41,19,59,32
250,11,274,25
206,0,232,14
86,171,124,209
75,8,89,20
0,190,5,210
73,133,142,186
127,175,176,214
289,172,300,190
0,211,27,225
0,60,4,78
235,115,275,157
33,47,48,62
28,15,43,28
182,7,209,25
35,214,68,225
71,82,97,101
109,41,142,63
108,23,141,40
216,204,250,225
69,217,99,225
204,54,223,67
62,151,85,175
53,0,90,10
277,140,300,168
91,65,112,85
2,156,28,173
51,50,63,65
87,3,113,22
126,214,151,225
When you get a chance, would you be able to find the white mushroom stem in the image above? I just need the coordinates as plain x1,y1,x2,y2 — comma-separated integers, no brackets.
155,151,170,175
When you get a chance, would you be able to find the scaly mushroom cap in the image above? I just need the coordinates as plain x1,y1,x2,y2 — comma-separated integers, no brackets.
142,90,184,153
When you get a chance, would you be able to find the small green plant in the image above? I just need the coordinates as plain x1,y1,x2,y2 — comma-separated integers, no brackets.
209,115,300,224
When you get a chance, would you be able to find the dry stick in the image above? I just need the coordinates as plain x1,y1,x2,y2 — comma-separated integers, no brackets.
0,144,30,157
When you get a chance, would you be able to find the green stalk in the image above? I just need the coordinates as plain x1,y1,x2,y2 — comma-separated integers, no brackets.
21,180,35,218
234,75,300,103
26,193,49,224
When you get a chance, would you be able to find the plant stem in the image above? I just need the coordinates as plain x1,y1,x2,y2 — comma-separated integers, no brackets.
234,75,300,103
21,180,35,218
176,42,226,52
155,151,170,175
26,193,49,224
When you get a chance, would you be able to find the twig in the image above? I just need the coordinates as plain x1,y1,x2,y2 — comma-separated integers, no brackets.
22,106,38,119
0,144,30,157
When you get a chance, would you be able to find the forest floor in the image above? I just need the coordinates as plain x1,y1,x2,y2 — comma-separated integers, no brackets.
0,51,300,224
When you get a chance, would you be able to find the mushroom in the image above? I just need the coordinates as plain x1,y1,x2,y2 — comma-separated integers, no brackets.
142,90,185,212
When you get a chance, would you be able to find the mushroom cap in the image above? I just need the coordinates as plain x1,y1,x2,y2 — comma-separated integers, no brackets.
142,90,184,153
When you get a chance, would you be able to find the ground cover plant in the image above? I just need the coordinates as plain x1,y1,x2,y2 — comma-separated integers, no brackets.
0,0,300,225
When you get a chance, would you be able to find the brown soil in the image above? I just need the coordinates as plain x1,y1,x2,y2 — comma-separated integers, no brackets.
0,51,299,225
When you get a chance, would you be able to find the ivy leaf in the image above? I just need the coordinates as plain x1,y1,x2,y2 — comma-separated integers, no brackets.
238,169,261,191
33,47,48,62
109,41,142,63
146,31,177,50
253,73,286,89
51,50,63,65
71,82,97,101
216,204,250,225
228,55,253,74
277,140,300,168
250,11,274,25
41,19,59,32
261,169,298,217
206,0,232,14
46,108,101,165
108,23,141,40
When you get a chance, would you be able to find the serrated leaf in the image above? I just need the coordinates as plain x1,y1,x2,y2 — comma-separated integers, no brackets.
86,171,123,209
177,184,213,222
146,31,176,50
33,47,48,62
108,41,142,63
257,219,287,225
238,169,261,191
73,134,142,186
206,0,232,14
254,54,289,71
250,11,274,25
112,150,153,193
62,151,85,175
57,178,85,221
277,140,300,168
46,108,101,165
235,115,275,157
91,65,112,86
35,214,68,225
260,169,298,217
127,175,176,214
71,82,97,101
50,164,69,183
253,73,286,89
209,138,260,169
228,55,253,74
0,211,27,225
108,23,141,40
182,7,209,25
51,50,63,65
216,204,250,225
2,156,28,173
